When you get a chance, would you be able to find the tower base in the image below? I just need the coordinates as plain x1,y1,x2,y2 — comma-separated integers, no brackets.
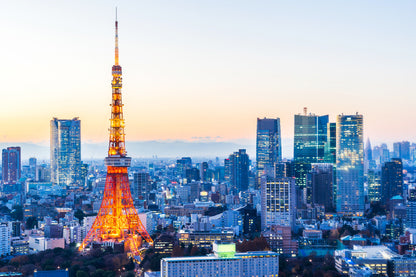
79,166,153,256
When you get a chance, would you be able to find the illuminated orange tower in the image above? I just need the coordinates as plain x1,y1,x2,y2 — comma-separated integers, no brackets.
79,13,153,255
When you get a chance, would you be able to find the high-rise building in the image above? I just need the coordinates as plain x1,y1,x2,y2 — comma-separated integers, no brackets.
185,168,200,182
381,158,403,204
226,149,250,192
176,157,192,178
364,138,373,173
336,114,364,215
411,144,416,162
0,222,11,256
50,117,81,186
393,141,410,160
367,170,382,202
29,157,37,178
293,112,329,190
256,118,281,187
133,172,150,201
2,147,21,184
406,201,416,229
365,138,373,162
324,122,337,164
200,162,209,182
261,175,296,229
308,163,334,212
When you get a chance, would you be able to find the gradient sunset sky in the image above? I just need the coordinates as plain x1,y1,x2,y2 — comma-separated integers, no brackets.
1,1,415,149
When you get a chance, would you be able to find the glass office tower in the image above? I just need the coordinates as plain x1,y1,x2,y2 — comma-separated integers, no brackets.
336,114,364,215
293,113,328,190
228,149,250,192
2,147,21,184
325,122,337,164
256,118,281,187
50,117,81,186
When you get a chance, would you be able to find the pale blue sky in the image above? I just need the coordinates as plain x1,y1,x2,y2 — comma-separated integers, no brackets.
1,1,415,156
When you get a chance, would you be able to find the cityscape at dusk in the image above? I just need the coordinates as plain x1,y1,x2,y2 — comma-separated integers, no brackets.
1,1,416,277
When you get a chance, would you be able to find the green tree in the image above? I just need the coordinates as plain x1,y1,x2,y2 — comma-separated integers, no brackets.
0,206,10,214
91,269,105,277
11,205,23,221
26,217,38,229
76,270,89,277
74,209,85,224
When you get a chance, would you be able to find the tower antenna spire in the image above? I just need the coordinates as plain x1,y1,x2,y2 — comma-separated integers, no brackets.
115,7,119,65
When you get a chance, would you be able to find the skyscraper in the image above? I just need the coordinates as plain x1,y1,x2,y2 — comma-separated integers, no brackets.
132,172,150,201
293,112,329,188
200,162,209,182
336,114,364,215
308,163,334,212
226,149,250,192
256,118,281,187
2,147,21,184
29,157,37,178
393,141,410,160
367,170,382,202
381,158,403,204
365,138,373,161
324,122,337,164
364,138,373,173
50,117,81,186
261,175,296,229
176,157,192,178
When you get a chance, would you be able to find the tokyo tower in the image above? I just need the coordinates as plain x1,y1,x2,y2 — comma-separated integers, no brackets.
79,13,153,256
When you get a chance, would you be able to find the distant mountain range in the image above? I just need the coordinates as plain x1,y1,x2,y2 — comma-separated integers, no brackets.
0,139,294,162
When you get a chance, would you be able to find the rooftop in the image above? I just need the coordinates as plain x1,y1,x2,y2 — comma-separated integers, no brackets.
352,245,399,259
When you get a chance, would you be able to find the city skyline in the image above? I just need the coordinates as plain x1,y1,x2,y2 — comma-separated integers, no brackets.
1,1,416,157
2,3,416,276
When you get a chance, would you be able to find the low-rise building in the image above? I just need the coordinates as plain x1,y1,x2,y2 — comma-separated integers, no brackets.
263,225,298,257
161,242,279,277
178,229,234,250
391,255,416,276
303,229,323,240
154,233,176,255
11,238,29,255
334,245,416,276
28,235,65,252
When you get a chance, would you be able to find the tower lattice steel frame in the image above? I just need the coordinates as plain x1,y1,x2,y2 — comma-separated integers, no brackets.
79,14,153,256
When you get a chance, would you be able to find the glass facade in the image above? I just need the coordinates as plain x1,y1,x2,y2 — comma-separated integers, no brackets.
50,117,81,186
2,147,21,184
256,118,281,187
293,114,328,189
381,158,403,203
228,149,250,192
367,169,381,202
325,122,337,164
336,114,364,215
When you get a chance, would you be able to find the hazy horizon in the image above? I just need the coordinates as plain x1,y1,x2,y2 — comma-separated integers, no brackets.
2,137,409,162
